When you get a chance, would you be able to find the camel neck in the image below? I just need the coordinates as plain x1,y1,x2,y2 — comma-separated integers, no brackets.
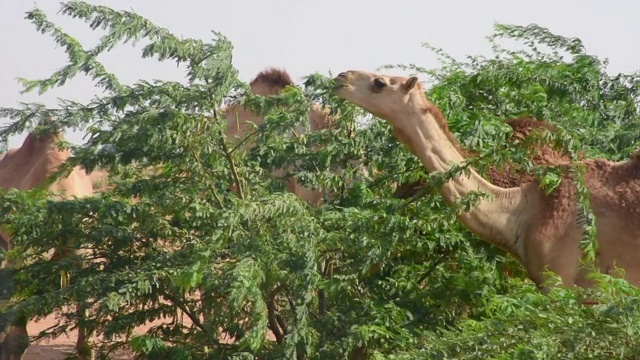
394,104,531,260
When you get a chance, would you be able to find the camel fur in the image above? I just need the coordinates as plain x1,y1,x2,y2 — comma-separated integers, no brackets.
334,70,640,290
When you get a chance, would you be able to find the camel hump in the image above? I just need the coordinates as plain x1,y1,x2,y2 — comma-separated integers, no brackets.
249,67,295,95
19,124,63,156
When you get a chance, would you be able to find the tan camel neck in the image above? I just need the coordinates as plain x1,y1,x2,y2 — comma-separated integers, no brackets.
396,100,532,260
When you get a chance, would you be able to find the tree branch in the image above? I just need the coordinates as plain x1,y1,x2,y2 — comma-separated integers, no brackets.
417,249,451,286
163,292,212,340
266,297,284,344
218,127,245,200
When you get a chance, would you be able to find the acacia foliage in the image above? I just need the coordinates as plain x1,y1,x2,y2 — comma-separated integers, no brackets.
1,2,640,359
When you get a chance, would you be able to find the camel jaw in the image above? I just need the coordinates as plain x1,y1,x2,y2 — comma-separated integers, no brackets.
332,78,352,95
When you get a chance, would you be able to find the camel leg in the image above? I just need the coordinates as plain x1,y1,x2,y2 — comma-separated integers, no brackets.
71,257,93,360
0,269,30,360
0,312,29,360
0,267,13,341
51,246,94,360
75,303,94,360
0,234,11,356
0,316,9,359
0,265,29,360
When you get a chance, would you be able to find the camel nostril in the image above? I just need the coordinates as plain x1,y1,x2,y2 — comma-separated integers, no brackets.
337,72,348,79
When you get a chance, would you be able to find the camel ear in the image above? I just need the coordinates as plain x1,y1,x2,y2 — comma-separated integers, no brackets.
402,76,419,92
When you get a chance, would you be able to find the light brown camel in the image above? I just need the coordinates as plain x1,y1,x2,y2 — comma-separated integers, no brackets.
223,68,336,204
0,128,99,360
334,70,640,290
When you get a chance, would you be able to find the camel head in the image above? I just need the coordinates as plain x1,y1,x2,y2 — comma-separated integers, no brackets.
334,70,436,154
333,70,422,120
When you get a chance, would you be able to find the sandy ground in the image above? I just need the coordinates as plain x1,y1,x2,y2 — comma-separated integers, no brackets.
24,312,151,360
23,309,275,359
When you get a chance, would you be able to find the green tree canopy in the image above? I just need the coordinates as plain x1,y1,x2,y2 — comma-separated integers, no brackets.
1,2,640,359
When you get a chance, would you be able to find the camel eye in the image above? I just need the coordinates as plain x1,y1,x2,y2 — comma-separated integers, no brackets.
373,78,386,89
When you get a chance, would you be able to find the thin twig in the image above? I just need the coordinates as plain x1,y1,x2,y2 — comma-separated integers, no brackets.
417,250,451,286
318,289,326,317
275,313,288,335
218,127,244,200
319,259,331,317
163,292,210,338
190,134,225,209
205,79,245,200
266,297,284,344
286,290,297,314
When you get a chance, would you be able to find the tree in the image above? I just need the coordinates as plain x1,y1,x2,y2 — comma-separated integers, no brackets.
2,2,640,359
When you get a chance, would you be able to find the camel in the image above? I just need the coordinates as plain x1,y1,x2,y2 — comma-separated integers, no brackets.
0,127,99,360
334,70,640,290
223,68,337,204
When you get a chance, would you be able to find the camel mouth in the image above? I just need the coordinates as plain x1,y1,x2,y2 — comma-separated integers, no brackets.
332,83,346,91
331,77,351,93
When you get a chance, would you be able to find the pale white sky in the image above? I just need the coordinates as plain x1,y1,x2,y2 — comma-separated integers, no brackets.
1,0,639,148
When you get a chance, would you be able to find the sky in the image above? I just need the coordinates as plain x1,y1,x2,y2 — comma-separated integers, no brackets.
1,0,639,148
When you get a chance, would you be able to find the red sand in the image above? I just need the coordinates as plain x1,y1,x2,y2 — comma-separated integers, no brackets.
23,309,275,359
25,312,149,360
